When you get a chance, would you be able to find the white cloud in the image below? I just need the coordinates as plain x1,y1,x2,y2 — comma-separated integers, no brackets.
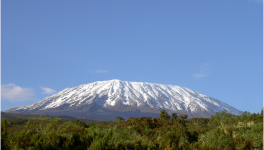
193,63,211,79
193,74,206,79
40,86,56,94
92,70,108,73
199,63,211,68
1,84,35,102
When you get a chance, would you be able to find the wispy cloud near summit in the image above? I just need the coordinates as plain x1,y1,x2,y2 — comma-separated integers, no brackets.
193,63,211,79
92,70,108,73
40,86,56,94
193,73,206,79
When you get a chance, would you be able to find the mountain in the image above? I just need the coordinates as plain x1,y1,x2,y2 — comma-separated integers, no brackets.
4,79,243,120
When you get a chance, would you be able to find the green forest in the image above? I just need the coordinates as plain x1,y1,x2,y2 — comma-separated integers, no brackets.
1,109,263,150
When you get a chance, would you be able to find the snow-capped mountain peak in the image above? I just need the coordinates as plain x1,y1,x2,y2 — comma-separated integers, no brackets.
5,79,243,119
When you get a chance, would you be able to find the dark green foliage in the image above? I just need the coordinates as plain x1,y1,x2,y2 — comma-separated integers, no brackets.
115,116,125,122
1,112,111,124
0,121,4,137
261,107,263,117
1,138,10,150
54,135,67,148
241,139,253,150
2,109,263,150
1,118,8,138
189,117,210,126
172,113,178,119
1,118,10,150
84,135,93,147
68,133,87,150
125,117,158,134
71,134,82,146
159,110,170,120
217,134,234,150
43,143,56,150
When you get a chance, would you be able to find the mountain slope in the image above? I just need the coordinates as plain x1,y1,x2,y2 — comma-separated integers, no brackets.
4,79,243,120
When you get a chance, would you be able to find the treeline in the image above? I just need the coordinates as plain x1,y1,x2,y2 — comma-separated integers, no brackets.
1,109,263,150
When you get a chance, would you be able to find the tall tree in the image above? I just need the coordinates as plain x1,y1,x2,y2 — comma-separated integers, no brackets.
261,108,263,117
1,118,8,138
115,116,125,122
159,110,170,120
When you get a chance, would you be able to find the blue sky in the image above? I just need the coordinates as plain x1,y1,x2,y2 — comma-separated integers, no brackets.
2,0,263,114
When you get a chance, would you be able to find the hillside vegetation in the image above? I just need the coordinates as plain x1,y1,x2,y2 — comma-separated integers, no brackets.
1,112,110,124
1,109,263,150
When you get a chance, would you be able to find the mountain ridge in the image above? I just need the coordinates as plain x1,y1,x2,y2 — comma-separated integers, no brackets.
4,79,243,120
